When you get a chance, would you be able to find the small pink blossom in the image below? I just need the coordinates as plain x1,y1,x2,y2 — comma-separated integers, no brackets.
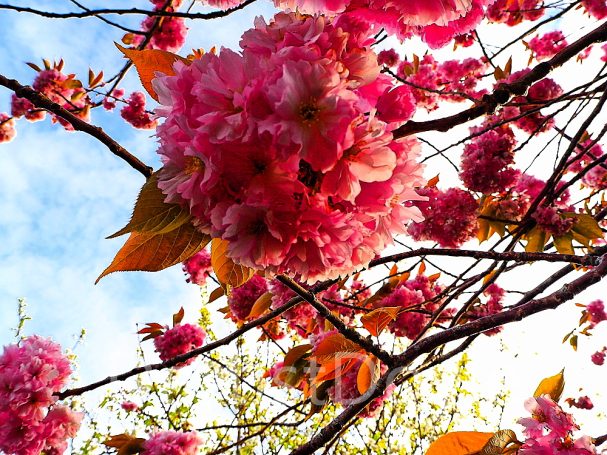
121,401,139,412
121,92,157,129
153,323,206,367
143,431,203,455
182,249,212,286
0,113,16,143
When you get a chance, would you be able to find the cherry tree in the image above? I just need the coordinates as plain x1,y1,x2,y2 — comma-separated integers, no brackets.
1,0,607,454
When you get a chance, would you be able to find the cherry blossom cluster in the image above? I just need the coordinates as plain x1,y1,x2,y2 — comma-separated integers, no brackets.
518,395,598,454
0,336,82,455
142,430,203,455
153,323,206,367
0,113,15,143
131,0,187,53
566,396,594,411
408,187,479,248
528,31,568,61
268,0,496,48
582,0,607,19
120,92,158,130
154,12,425,282
397,55,488,110
182,249,212,286
591,347,606,366
486,0,544,26
228,274,269,321
10,64,90,133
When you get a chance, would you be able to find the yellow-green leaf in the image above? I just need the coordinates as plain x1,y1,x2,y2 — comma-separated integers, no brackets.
525,227,547,253
108,172,191,239
533,369,565,402
554,233,575,255
571,214,603,242
115,43,190,101
96,223,210,283
426,432,494,455
211,238,255,288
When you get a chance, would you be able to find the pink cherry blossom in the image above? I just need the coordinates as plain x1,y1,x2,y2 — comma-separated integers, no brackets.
153,323,206,367
143,431,203,455
182,249,212,286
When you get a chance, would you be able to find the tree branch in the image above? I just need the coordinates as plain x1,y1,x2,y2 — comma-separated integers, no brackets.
0,74,152,178
393,20,607,138
0,0,257,19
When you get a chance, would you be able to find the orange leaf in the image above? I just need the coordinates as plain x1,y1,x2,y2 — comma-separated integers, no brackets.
283,344,313,369
313,355,359,383
248,291,273,319
208,286,225,303
427,174,440,188
115,43,190,101
311,332,361,363
425,432,494,455
172,307,185,326
96,223,210,283
361,307,401,336
418,261,426,275
108,172,191,239
357,354,380,395
211,238,255,288
533,369,565,402
103,434,146,455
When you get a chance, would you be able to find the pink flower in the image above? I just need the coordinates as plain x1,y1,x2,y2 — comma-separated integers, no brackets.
143,431,203,455
0,113,16,143
590,348,606,366
121,401,139,412
102,88,125,111
582,0,607,19
377,49,399,67
519,395,577,439
408,187,479,248
121,92,157,129
133,16,188,52
153,323,206,367
375,85,416,124
528,31,568,61
0,337,81,455
228,274,269,321
11,95,45,122
586,300,607,327
182,249,212,286
154,12,425,283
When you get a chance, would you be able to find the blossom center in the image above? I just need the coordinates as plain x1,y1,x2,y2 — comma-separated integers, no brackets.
298,99,321,124
297,160,322,192
184,156,205,175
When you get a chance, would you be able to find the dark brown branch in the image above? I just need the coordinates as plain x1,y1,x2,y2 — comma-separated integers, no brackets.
0,0,257,19
393,20,607,138
0,74,152,178
290,255,607,454
275,276,393,365
369,248,600,268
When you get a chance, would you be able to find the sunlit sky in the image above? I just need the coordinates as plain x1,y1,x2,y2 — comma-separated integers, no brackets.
1,0,606,447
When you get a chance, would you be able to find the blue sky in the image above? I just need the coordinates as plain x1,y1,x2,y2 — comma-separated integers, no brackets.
1,0,607,440
0,0,277,380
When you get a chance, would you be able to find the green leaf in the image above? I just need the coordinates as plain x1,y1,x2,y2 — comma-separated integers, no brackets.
108,172,191,239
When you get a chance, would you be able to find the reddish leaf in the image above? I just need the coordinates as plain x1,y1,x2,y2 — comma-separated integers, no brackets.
283,344,313,369
172,307,185,326
425,432,494,455
361,307,401,336
211,238,255,288
96,224,211,283
115,43,190,101
108,172,191,239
